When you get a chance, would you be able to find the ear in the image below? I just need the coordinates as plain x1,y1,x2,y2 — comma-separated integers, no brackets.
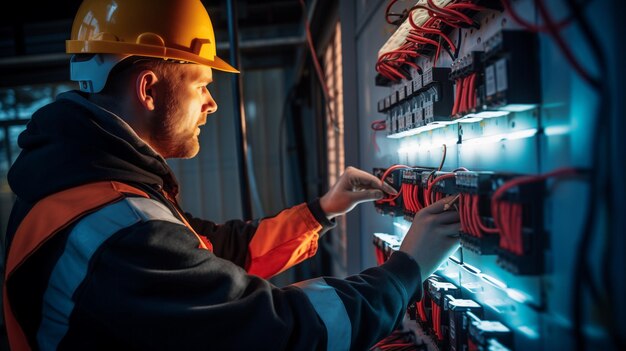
136,70,159,111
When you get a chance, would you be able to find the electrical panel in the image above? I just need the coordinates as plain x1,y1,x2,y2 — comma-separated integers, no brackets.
355,0,616,350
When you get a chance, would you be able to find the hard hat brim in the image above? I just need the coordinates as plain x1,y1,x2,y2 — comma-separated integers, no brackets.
67,40,239,74
208,55,239,74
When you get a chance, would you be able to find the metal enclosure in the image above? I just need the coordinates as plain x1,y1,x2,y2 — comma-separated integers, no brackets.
340,0,623,349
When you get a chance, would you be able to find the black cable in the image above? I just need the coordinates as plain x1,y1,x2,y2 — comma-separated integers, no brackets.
455,28,463,60
443,41,455,62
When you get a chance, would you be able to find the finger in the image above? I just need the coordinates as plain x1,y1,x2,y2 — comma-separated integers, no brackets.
349,189,385,203
421,195,458,214
433,210,461,224
440,222,462,238
442,194,461,211
350,169,399,195
381,181,399,195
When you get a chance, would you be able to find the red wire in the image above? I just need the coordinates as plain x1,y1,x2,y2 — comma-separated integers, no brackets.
459,193,470,234
385,0,401,25
299,0,338,127
467,73,477,111
491,168,582,253
371,119,387,131
466,194,479,236
377,0,470,80
425,173,456,206
408,4,447,19
377,165,413,204
452,78,462,116
459,77,469,114
533,0,600,90
433,38,442,66
370,119,386,154
431,301,443,340
512,203,523,254
409,184,418,213
473,194,499,235
406,33,440,47
402,183,411,213
408,10,457,53
414,184,423,212
427,0,473,25
375,247,385,265
500,0,573,33
417,300,428,322
447,3,488,12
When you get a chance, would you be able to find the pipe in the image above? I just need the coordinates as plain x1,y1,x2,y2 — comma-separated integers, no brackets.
226,0,253,220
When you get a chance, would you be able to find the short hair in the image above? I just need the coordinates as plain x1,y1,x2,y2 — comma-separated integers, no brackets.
99,57,177,96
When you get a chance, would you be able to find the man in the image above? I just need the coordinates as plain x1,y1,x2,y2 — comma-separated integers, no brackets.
3,0,460,350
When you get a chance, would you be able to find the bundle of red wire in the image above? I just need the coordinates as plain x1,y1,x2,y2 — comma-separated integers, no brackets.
377,0,485,82
370,328,420,351
490,167,581,254
456,168,582,255
459,193,498,238
451,72,478,116
430,300,445,340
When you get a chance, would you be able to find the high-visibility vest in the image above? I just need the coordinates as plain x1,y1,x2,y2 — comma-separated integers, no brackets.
3,181,211,351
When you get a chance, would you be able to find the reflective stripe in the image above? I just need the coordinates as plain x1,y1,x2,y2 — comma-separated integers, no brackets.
294,278,351,351
36,198,184,350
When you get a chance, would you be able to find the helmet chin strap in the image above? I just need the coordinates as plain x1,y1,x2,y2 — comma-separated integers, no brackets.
70,54,130,93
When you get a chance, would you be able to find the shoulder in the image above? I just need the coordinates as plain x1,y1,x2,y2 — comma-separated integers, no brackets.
71,196,187,242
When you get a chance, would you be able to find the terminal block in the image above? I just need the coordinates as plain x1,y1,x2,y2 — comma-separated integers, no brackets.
450,51,484,80
449,51,485,119
415,278,434,331
482,30,540,109
400,168,433,220
491,173,546,275
384,67,454,137
455,171,547,275
455,171,500,255
373,168,404,217
428,280,460,348
487,338,513,351
466,312,513,350
420,68,454,125
446,297,483,351
372,233,401,264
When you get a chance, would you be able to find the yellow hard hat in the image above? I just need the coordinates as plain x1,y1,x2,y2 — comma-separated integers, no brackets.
66,0,238,73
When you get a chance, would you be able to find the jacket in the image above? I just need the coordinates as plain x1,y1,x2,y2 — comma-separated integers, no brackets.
3,91,423,350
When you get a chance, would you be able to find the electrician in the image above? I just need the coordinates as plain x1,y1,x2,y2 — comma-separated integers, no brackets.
2,0,461,350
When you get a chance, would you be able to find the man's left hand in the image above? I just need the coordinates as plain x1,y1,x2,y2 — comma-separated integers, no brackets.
319,166,398,220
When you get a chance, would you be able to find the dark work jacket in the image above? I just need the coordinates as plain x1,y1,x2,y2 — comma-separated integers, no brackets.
3,91,422,351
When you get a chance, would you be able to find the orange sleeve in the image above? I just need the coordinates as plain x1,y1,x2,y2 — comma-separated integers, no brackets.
246,203,323,279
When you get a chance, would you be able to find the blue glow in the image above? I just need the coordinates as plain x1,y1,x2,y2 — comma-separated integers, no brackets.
463,111,510,119
544,125,571,136
463,128,538,146
498,104,537,112
518,326,540,339
479,273,507,289
388,121,457,139
397,139,458,154
392,221,410,233
462,263,481,275
505,288,530,304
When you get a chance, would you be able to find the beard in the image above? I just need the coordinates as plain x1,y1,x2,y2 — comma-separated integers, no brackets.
151,88,201,159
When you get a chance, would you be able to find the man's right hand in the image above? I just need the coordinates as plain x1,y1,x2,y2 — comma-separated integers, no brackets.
399,195,461,280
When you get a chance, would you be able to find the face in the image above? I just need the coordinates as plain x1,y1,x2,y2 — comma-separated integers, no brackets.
150,64,217,159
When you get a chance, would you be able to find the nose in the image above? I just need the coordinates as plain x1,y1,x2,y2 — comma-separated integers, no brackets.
202,88,218,114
